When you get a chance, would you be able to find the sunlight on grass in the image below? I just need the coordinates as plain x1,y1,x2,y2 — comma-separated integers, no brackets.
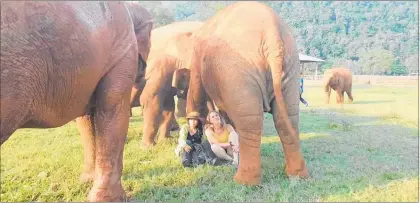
1,84,418,202
322,178,419,202
300,133,329,140
303,84,418,129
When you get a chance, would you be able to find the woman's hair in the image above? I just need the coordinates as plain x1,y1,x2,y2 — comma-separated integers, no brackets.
205,110,226,130
188,118,203,134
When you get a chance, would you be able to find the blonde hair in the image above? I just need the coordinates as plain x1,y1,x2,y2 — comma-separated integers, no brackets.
205,110,226,131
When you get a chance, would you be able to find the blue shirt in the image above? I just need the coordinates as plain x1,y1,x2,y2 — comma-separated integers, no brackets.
300,77,304,92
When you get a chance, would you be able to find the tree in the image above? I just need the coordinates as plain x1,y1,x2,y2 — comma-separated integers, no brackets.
139,1,174,28
360,49,395,75
390,60,408,75
404,55,419,74
162,1,418,76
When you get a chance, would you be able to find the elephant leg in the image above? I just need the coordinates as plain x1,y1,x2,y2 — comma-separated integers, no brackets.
335,91,341,104
158,96,176,141
141,104,161,148
175,97,186,119
346,88,353,104
170,114,180,131
0,100,27,145
76,114,96,183
87,57,134,202
158,110,175,141
219,110,235,128
271,100,308,178
230,108,263,185
217,93,263,185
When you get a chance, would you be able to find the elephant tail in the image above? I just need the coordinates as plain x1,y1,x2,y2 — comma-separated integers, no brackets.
264,26,297,138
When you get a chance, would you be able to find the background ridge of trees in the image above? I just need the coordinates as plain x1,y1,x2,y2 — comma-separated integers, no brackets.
140,1,419,75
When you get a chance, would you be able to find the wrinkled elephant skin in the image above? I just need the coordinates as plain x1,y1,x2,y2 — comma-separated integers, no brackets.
137,22,204,147
323,67,354,104
76,0,154,190
181,2,309,185
0,1,150,202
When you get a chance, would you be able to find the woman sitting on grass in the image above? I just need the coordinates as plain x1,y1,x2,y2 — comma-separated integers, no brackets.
205,111,239,168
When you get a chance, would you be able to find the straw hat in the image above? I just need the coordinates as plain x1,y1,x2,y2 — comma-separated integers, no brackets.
186,111,200,119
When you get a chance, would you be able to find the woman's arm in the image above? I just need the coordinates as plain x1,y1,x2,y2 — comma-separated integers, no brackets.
227,124,239,152
177,125,188,148
205,128,217,144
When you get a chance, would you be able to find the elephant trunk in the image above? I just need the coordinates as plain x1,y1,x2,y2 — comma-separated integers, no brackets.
139,97,162,147
323,76,332,104
186,48,208,119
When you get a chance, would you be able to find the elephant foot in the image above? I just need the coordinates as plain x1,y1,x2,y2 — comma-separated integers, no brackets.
285,160,309,179
140,140,155,150
286,167,309,179
79,171,95,183
88,183,126,202
233,169,261,185
158,135,173,142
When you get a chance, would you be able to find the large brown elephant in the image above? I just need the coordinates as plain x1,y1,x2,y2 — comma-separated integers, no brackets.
173,1,309,185
1,1,152,202
323,67,354,104
136,21,207,147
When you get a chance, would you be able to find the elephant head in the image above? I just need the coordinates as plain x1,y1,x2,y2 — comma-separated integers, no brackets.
137,22,203,147
125,2,153,90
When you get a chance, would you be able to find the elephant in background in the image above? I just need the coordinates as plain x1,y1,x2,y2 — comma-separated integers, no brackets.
129,21,204,109
1,1,152,201
136,21,207,147
323,67,354,104
175,1,309,185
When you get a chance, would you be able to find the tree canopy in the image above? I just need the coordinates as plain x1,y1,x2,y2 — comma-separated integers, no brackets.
140,1,418,75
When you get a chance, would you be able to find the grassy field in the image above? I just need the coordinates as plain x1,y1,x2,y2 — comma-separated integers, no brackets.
1,83,418,202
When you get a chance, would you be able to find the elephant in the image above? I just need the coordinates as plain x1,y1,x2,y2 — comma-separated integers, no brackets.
129,21,205,127
173,1,309,185
323,67,354,104
1,1,152,202
136,21,211,147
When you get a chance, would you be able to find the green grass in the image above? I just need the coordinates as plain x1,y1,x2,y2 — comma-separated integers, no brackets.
1,83,419,202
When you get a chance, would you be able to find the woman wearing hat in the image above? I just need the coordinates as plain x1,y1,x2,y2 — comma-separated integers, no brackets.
175,111,214,167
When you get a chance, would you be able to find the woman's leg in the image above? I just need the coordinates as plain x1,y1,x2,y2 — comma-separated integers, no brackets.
201,139,217,162
192,144,207,165
181,149,193,167
211,144,234,161
228,130,240,166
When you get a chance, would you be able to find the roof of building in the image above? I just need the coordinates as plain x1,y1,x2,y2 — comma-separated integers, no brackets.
299,53,325,63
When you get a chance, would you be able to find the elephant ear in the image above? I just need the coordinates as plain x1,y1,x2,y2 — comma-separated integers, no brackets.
172,68,190,90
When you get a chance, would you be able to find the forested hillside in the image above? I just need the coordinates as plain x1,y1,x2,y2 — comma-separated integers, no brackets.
140,1,418,75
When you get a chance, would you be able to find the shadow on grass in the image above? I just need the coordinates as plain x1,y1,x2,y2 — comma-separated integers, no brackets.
128,107,418,202
259,108,418,201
